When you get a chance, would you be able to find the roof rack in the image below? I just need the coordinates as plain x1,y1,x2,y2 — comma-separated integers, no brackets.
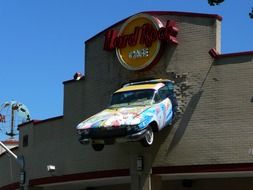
123,79,174,87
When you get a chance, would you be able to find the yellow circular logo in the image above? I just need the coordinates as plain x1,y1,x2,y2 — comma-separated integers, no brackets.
116,14,162,70
104,13,178,71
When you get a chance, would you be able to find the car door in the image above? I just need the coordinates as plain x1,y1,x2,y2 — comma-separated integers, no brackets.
156,86,173,128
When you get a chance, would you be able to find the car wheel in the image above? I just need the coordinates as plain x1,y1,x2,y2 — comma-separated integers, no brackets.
92,143,104,151
141,127,154,147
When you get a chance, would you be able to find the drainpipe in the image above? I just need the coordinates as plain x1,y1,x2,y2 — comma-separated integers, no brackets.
0,141,26,190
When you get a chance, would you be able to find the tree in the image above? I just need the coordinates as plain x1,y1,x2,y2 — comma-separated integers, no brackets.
208,0,253,19
249,8,253,19
208,0,224,6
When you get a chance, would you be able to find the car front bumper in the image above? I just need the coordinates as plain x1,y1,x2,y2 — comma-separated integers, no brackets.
78,128,148,144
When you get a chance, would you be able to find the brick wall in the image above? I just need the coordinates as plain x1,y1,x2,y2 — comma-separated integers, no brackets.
154,54,253,166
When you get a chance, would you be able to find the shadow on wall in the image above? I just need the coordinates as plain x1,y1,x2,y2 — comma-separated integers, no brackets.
167,90,203,152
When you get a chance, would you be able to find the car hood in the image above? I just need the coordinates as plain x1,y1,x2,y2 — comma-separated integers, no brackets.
77,106,150,129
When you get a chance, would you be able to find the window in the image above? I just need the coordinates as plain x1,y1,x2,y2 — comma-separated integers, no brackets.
23,135,28,147
158,86,170,100
110,89,155,105
154,92,162,103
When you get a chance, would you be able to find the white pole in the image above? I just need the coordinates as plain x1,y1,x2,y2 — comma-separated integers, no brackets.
0,141,18,160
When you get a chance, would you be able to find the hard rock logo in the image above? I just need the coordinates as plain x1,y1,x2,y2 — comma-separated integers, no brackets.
104,13,178,70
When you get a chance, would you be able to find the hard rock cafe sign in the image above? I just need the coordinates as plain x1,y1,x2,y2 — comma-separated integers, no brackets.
104,13,178,70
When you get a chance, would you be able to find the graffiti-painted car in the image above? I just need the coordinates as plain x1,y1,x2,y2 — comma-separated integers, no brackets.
76,79,177,151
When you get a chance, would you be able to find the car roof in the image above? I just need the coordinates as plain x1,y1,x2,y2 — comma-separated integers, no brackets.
115,83,165,93
123,78,173,87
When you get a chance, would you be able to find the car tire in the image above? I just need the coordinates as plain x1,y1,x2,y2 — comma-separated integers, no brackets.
141,126,154,147
92,143,104,151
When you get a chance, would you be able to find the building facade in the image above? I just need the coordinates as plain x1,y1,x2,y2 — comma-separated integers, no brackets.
1,11,253,190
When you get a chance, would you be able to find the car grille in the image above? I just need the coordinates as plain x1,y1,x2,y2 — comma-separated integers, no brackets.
89,127,127,138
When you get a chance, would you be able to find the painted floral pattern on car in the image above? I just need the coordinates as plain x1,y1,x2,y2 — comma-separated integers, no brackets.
76,79,177,151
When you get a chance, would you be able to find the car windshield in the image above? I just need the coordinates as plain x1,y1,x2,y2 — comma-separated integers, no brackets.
110,89,155,107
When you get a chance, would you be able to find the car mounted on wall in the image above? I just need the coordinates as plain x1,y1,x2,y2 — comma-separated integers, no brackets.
76,79,178,151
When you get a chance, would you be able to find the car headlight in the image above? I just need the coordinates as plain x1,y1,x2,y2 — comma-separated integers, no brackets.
83,129,90,135
77,129,82,135
77,128,90,135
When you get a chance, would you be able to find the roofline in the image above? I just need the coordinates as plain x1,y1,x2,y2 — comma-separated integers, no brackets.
63,75,85,85
85,11,222,43
141,11,222,21
18,116,63,129
209,48,253,59
1,140,19,145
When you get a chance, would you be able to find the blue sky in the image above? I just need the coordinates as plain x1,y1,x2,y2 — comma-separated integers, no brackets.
0,0,252,140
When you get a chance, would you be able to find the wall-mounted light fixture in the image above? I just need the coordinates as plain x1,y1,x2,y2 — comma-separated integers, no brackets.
137,155,144,171
46,165,56,173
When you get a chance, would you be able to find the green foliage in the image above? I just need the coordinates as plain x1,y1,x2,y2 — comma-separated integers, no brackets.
208,0,224,6
208,0,253,19
249,8,253,19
